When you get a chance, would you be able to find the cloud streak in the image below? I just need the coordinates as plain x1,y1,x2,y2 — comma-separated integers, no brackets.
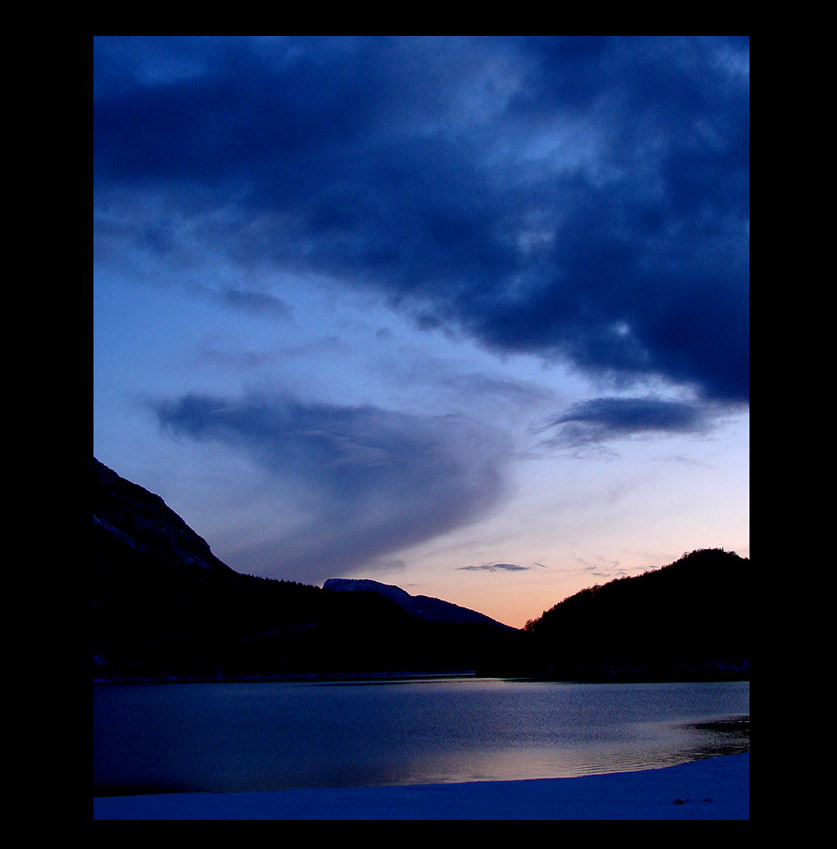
457,563,531,573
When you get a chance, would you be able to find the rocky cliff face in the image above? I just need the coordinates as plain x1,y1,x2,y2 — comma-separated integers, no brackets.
93,458,234,575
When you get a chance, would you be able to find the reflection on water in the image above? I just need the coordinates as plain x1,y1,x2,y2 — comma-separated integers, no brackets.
93,678,749,796
405,714,750,785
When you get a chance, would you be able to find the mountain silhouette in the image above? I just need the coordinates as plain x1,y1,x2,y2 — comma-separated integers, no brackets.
92,458,520,680
92,457,748,682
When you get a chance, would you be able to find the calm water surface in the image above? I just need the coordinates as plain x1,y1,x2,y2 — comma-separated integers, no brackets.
93,677,749,796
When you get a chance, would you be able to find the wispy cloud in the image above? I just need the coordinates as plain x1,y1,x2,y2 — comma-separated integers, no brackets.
218,287,292,320
152,391,513,582
194,337,344,371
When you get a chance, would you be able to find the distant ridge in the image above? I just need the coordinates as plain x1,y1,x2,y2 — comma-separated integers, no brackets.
323,578,514,629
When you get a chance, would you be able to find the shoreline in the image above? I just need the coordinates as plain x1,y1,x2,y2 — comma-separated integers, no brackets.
93,751,749,821
92,672,750,686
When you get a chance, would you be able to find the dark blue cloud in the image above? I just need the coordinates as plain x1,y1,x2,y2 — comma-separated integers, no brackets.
540,396,709,447
152,391,512,580
95,36,749,404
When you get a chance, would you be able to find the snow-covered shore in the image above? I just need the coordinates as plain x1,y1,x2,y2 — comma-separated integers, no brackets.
93,752,748,820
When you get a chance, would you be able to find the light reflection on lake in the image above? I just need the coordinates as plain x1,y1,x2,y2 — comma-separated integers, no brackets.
93,677,749,796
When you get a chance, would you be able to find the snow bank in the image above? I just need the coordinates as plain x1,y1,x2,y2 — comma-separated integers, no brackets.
93,752,748,820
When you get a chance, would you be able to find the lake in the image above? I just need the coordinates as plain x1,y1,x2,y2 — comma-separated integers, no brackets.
93,677,749,796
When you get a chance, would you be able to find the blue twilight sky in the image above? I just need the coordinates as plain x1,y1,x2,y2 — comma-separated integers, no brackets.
93,36,749,628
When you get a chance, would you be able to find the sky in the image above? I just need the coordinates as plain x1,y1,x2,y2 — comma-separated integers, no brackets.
93,36,749,629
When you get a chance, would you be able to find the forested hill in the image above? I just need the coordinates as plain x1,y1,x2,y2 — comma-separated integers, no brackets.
523,548,750,681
